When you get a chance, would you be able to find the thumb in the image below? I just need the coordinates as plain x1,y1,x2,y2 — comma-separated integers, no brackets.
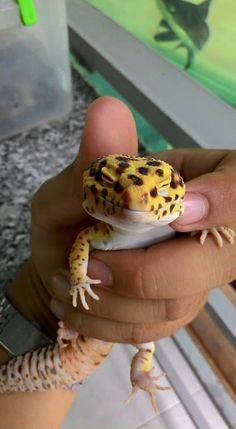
32,96,138,228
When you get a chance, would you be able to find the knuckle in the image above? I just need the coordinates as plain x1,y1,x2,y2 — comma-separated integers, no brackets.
166,293,208,322
129,323,157,344
131,260,147,298
132,251,162,299
165,299,184,321
129,324,146,344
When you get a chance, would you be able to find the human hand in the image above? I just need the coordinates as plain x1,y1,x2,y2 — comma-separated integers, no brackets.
9,97,236,345
48,99,236,344
8,96,137,338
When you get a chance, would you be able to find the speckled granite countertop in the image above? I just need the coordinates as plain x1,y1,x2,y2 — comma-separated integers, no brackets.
0,71,96,291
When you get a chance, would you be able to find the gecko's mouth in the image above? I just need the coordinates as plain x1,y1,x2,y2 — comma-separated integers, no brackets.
82,195,183,227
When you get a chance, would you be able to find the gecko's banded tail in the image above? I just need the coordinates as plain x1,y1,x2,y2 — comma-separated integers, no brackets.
0,336,112,393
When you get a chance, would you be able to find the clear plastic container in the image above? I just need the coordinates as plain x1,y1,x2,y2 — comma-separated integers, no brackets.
0,0,72,140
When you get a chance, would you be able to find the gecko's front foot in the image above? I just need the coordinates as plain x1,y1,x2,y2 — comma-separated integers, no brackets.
70,276,101,309
126,368,170,412
191,226,235,248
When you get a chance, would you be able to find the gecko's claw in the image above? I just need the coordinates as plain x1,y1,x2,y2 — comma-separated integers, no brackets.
57,321,79,349
70,276,101,309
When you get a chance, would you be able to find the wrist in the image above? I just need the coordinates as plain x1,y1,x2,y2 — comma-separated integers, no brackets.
8,258,58,341
0,345,10,365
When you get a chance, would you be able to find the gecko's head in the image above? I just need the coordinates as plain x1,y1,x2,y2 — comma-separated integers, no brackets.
83,154,185,227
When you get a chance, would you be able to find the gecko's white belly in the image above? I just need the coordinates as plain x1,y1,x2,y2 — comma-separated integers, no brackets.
92,224,176,251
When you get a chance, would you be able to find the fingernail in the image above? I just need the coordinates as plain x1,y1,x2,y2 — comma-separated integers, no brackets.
175,192,209,225
52,274,70,299
88,258,113,286
50,299,65,319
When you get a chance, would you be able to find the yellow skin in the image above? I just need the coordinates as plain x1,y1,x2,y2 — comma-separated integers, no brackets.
0,154,234,412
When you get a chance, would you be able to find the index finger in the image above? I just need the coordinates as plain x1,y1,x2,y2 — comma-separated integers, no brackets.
91,225,236,299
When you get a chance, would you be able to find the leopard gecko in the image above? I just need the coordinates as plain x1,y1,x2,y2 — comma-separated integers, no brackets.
0,154,234,412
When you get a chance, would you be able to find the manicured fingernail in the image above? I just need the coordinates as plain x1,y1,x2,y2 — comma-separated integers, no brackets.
50,299,65,319
175,193,209,225
88,258,113,286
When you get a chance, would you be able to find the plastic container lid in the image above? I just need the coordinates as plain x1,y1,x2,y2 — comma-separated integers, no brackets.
0,0,38,30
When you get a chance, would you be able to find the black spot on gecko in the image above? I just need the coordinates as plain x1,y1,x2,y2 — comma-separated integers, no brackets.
150,187,158,198
118,161,129,170
164,196,172,203
170,204,176,213
89,167,97,177
128,174,143,186
138,166,149,175
146,160,162,166
170,180,178,189
155,168,164,177
102,188,108,198
163,210,167,216
114,181,124,193
91,184,97,194
99,159,107,167
94,170,102,182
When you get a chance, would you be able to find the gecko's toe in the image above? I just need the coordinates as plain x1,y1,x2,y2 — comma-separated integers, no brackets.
195,226,235,248
70,279,101,310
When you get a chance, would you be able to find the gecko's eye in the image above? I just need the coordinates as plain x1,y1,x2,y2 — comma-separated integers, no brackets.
158,187,170,197
100,167,117,187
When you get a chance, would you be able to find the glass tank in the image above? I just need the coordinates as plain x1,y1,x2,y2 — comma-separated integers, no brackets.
87,0,236,107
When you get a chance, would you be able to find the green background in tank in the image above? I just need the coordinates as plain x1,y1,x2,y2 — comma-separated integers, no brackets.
87,0,236,106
